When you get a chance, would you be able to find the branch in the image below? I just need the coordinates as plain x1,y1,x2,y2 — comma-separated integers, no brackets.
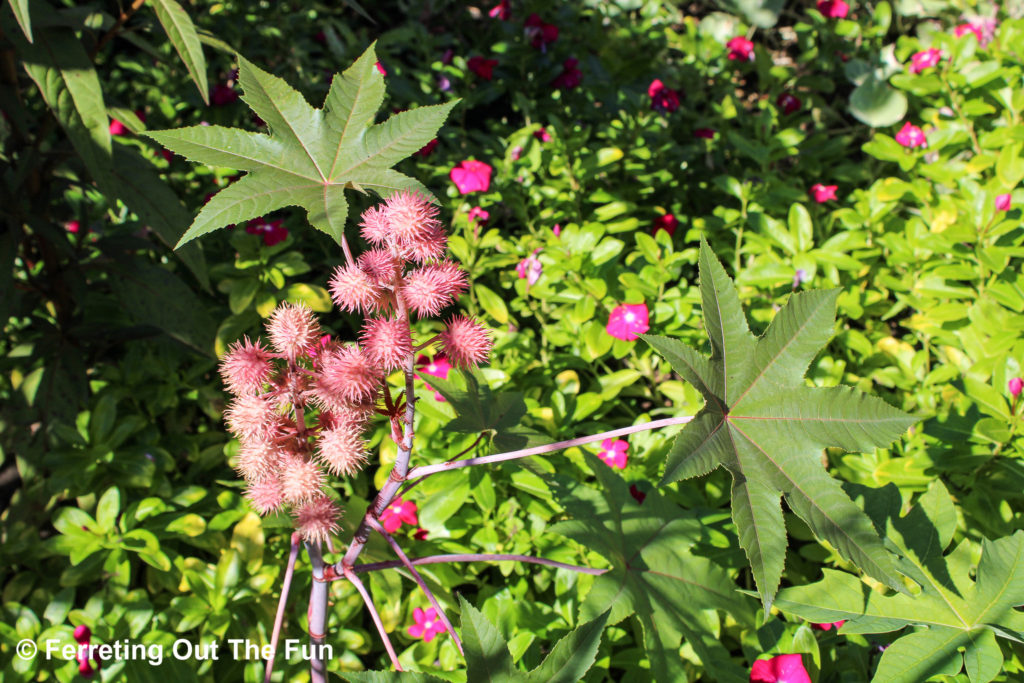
395,431,486,501
90,0,148,59
264,533,301,683
368,518,464,655
344,566,403,671
347,553,608,577
406,415,694,480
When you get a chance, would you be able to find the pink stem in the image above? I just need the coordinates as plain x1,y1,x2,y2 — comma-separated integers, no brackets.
347,553,608,577
368,518,464,654
395,432,486,501
265,533,301,683
406,416,694,480
344,566,403,671
306,542,330,683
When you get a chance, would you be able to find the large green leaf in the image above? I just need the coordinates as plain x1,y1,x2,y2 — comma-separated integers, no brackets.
550,461,751,682
773,481,1024,683
148,42,457,247
150,0,209,104
642,238,916,610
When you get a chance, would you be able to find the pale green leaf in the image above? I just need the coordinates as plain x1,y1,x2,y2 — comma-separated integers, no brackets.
10,0,33,42
150,0,209,104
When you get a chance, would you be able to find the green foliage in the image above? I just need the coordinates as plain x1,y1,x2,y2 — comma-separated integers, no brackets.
149,43,457,247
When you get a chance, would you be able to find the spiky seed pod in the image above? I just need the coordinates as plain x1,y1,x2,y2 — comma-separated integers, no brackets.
440,315,493,368
267,302,321,361
360,317,413,370
292,495,341,545
235,438,281,483
359,205,391,246
383,191,441,244
245,476,285,516
329,264,382,314
400,262,468,317
404,223,448,264
317,345,382,403
219,336,274,396
279,455,325,505
225,395,276,440
357,248,400,285
317,424,368,477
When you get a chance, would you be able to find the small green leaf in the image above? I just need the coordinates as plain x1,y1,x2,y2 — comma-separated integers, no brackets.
849,73,908,128
475,284,509,324
95,487,121,532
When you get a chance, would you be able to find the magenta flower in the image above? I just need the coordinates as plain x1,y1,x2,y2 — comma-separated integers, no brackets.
211,82,239,106
816,0,849,18
653,213,678,236
416,355,451,402
597,438,629,469
246,218,288,246
375,61,386,76
380,498,419,533
750,654,812,683
812,620,846,631
648,79,681,113
525,13,559,50
510,145,524,161
895,122,927,148
66,220,82,234
606,303,650,341
408,607,447,642
776,92,801,115
109,119,127,136
489,0,510,20
450,160,493,194
809,184,838,203
954,23,984,42
534,127,553,142
516,253,543,285
1009,377,1023,398
694,128,717,139
726,36,754,62
996,193,1012,212
552,58,582,90
552,224,561,238
468,206,490,224
417,138,439,157
909,48,941,74
467,56,498,80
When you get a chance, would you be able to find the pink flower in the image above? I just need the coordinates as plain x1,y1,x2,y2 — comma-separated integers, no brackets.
750,654,812,683
408,607,447,642
909,48,941,74
648,79,681,113
467,56,498,80
417,139,439,157
597,438,628,469
895,122,927,148
468,206,490,224
1010,377,1023,397
246,218,288,246
525,14,559,50
606,303,650,341
417,355,451,380
414,527,429,540
653,213,677,236
109,119,127,136
776,92,801,115
954,23,984,42
534,127,552,142
450,160,493,194
66,220,82,234
727,36,754,62
694,128,717,139
375,61,386,76
552,224,561,238
816,0,849,18
380,498,419,533
516,253,543,285
489,0,510,20
812,620,846,631
996,193,1012,211
552,58,582,90
809,184,838,203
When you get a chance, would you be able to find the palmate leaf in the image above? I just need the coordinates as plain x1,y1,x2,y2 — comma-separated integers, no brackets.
643,238,917,611
549,461,752,682
340,598,608,683
147,42,457,247
772,481,1024,683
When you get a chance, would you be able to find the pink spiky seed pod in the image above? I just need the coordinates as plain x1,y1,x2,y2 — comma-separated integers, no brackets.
235,438,281,482
225,394,277,440
401,270,453,318
317,345,383,403
317,424,368,477
404,223,448,264
267,302,321,361
292,494,341,545
360,316,413,370
280,455,326,505
440,315,493,367
360,205,391,246
358,248,401,285
329,263,383,314
219,336,274,396
246,476,285,515
384,190,442,244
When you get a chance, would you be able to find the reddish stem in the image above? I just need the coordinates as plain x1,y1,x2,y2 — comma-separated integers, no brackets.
265,533,301,683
